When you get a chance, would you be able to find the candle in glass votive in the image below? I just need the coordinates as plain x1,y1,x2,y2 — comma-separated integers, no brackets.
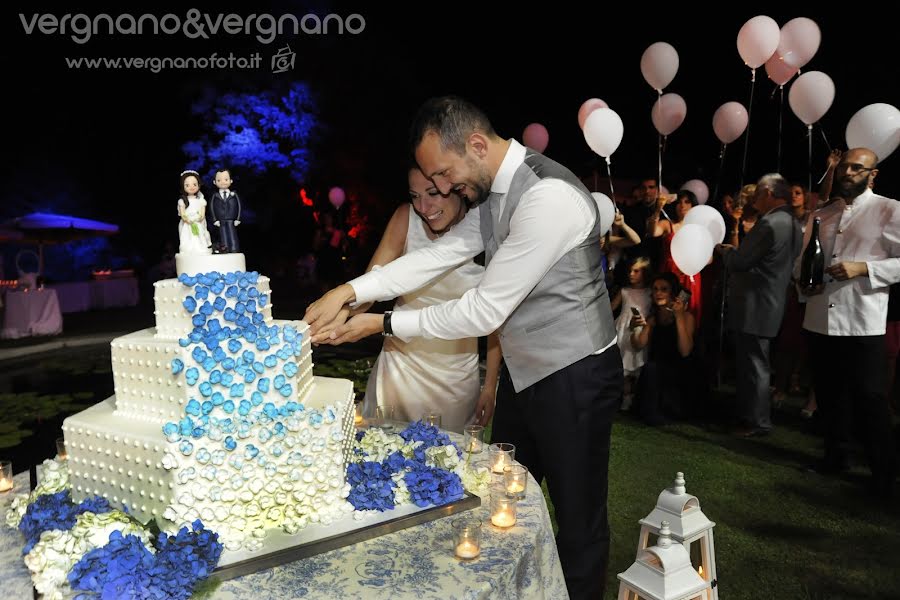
504,464,528,500
490,485,517,528
424,413,442,429
56,437,67,460
489,443,515,474
452,516,482,559
0,461,12,492
463,425,484,454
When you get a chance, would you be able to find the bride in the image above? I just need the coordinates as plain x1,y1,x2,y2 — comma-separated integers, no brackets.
177,170,212,255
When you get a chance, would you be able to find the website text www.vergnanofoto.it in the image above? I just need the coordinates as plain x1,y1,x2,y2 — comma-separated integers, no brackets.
65,52,263,73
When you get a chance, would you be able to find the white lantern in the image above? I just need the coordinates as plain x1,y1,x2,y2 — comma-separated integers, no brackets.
618,522,712,600
637,472,718,598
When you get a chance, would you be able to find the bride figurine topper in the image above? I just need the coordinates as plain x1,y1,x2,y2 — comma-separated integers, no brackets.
177,169,212,255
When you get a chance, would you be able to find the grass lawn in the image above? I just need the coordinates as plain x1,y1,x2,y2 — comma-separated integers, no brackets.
510,413,900,599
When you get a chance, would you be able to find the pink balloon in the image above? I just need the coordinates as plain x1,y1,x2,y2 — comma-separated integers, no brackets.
713,102,749,144
680,179,709,205
523,123,549,153
328,186,345,209
846,103,900,162
578,98,609,129
777,17,821,69
737,15,780,69
788,71,835,125
651,93,687,136
765,54,798,87
640,42,679,91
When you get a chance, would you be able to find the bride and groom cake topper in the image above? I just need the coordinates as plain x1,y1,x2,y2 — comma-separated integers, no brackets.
177,168,243,255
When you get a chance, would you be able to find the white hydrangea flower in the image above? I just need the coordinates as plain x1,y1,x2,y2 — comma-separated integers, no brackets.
457,461,492,498
31,458,69,498
425,445,461,471
5,493,31,529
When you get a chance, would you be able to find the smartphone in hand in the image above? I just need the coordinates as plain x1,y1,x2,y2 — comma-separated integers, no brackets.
676,289,691,305
630,306,641,317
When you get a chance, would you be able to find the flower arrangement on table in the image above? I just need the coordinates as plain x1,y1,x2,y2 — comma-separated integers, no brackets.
5,458,222,600
347,421,492,513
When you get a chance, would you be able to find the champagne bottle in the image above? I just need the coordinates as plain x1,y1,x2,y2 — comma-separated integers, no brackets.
799,217,824,288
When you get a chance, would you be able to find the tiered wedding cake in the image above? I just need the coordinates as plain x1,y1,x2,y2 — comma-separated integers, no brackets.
62,253,356,551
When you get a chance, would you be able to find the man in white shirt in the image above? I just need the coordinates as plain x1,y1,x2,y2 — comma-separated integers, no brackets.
305,96,622,599
799,147,900,500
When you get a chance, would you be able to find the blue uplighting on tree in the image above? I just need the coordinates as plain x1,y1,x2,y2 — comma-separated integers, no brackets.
182,83,319,181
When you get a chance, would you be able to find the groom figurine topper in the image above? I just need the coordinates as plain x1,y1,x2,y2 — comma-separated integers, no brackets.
210,168,242,253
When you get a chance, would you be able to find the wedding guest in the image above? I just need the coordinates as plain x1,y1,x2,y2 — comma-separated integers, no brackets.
799,148,900,500
717,174,801,437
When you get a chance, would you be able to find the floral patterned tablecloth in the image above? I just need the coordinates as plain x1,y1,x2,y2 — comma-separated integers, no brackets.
0,447,567,599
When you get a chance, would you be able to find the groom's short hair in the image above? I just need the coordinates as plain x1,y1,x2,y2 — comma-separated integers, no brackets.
409,96,496,157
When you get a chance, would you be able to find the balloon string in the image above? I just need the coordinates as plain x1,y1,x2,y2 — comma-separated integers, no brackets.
605,156,616,213
657,89,664,209
777,86,784,173
740,69,756,190
807,124,813,192
712,144,727,206
819,124,832,153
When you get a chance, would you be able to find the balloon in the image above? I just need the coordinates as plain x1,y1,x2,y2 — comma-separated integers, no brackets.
788,71,835,125
712,102,749,144
777,17,821,69
651,93,687,136
578,98,609,129
591,192,616,237
660,184,670,197
764,54,798,87
328,186,345,209
846,103,900,161
683,204,726,244
671,224,714,277
640,42,679,91
583,108,624,158
523,123,549,153
680,179,709,205
737,15,780,69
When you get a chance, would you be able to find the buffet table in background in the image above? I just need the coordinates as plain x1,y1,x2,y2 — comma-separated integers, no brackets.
0,436,567,599
48,277,139,313
0,288,63,339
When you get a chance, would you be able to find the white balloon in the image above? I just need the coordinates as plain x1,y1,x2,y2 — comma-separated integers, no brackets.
737,15,781,69
640,42,680,91
583,108,624,158
679,179,709,205
788,71,835,125
591,192,616,237
713,102,749,144
683,205,726,244
845,103,900,161
671,224,714,277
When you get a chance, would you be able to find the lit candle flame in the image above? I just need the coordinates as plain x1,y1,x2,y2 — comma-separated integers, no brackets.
698,565,704,577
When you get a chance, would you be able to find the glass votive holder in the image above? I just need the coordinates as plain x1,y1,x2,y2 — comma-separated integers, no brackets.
452,516,482,560
504,463,528,500
354,402,365,428
423,412,442,429
489,485,517,528
489,443,515,474
463,425,485,454
0,461,12,492
56,436,68,460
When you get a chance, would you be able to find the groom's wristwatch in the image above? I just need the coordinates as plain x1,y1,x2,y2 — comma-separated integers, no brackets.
382,311,394,337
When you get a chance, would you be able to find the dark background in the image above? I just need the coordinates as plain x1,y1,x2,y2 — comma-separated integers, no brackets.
2,3,897,280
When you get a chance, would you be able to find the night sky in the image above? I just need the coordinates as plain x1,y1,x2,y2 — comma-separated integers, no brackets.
3,3,898,278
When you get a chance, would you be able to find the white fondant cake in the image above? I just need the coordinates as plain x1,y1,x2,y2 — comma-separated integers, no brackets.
63,253,356,551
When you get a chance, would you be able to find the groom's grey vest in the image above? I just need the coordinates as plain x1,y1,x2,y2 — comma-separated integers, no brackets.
480,150,616,391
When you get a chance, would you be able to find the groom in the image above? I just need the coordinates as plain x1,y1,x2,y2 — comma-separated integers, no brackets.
306,96,622,599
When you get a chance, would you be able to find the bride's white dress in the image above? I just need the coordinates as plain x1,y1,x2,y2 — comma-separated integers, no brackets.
362,208,484,433
178,195,212,255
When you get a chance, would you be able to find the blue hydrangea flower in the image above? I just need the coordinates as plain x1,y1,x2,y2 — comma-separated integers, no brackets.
182,296,197,312
171,358,184,375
